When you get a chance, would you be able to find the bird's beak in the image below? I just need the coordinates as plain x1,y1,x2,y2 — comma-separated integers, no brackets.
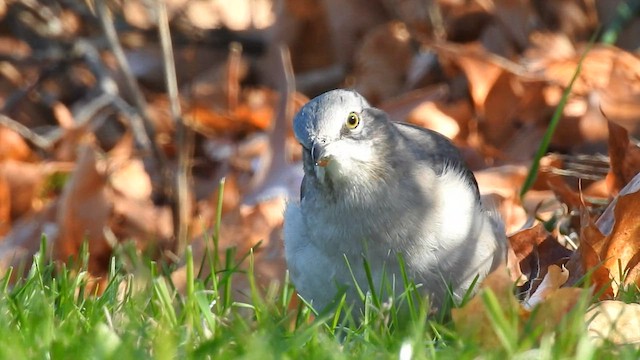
311,141,330,167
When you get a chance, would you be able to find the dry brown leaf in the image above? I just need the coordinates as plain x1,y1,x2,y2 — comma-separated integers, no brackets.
110,195,173,249
506,242,525,285
56,144,113,275
525,32,576,63
474,166,529,233
542,47,640,137
524,265,569,309
509,224,573,294
483,192,528,235
600,190,640,294
0,172,9,235
568,189,640,297
322,0,388,67
475,165,528,198
564,209,613,297
491,0,537,51
538,0,596,40
537,154,608,207
545,174,594,209
527,287,584,333
439,43,504,113
0,127,33,162
184,88,302,137
0,160,46,220
587,300,640,345
605,120,640,195
543,46,640,96
352,21,413,103
109,159,152,201
0,202,58,280
441,3,493,44
452,265,520,350
437,43,549,148
379,86,449,123
122,0,187,30
183,0,274,30
406,100,471,140
596,172,640,235
260,0,334,90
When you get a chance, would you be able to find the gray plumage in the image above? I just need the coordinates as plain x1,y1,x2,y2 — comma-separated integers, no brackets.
284,89,506,314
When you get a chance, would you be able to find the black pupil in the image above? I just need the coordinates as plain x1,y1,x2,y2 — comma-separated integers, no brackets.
349,114,357,126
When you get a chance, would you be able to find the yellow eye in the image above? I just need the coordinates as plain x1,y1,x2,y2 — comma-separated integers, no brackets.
345,112,360,129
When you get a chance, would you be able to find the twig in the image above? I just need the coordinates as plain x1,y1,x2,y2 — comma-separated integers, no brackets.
95,0,171,198
244,45,296,203
226,42,243,112
278,46,296,140
156,1,194,256
74,39,154,152
0,114,52,149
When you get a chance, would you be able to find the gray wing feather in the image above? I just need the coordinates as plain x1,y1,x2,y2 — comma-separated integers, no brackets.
393,122,480,200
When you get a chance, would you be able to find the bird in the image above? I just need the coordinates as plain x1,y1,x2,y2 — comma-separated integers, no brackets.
283,89,506,315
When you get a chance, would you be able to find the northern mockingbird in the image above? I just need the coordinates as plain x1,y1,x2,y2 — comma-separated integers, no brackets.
284,89,506,314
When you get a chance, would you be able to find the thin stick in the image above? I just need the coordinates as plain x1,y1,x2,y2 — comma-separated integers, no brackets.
226,43,243,112
245,45,295,202
75,39,154,152
95,0,170,198
0,114,52,149
156,1,194,256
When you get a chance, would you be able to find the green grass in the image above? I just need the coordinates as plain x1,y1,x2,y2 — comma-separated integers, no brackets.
0,180,638,359
0,231,639,359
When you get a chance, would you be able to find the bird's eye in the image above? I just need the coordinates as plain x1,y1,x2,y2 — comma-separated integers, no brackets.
345,112,360,129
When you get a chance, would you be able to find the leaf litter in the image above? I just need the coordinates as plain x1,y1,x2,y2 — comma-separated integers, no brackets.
0,0,639,346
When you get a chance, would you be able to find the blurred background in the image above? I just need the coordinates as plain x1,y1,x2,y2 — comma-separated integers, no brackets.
0,0,638,295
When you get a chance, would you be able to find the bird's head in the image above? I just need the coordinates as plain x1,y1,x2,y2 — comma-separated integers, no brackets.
293,90,395,186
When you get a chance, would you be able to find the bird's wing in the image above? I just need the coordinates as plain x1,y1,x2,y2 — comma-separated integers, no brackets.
393,122,480,199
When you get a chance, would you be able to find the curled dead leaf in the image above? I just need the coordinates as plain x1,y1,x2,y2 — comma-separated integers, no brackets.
509,224,573,295
524,265,569,310
605,120,640,196
568,186,640,297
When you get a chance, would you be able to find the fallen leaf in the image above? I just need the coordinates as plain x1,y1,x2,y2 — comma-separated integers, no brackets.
596,172,640,235
321,0,388,68
0,173,9,235
352,21,413,103
0,203,59,280
527,287,585,334
56,144,113,275
405,101,464,139
0,160,46,220
605,120,640,195
524,265,569,310
568,188,640,296
109,158,152,201
452,265,520,350
542,46,640,136
564,209,613,297
509,225,573,295
587,300,640,345
599,190,640,294
0,127,33,162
